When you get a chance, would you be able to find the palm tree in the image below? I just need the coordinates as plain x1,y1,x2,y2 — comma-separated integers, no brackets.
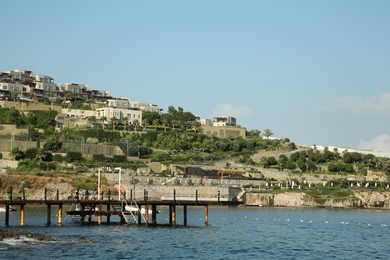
100,116,107,130
123,116,128,131
132,119,140,132
11,92,18,102
263,129,274,139
110,117,118,130
88,116,97,128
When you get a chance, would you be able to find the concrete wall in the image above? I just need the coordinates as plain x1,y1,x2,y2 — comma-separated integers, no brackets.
0,140,40,153
0,159,19,169
103,173,263,199
0,101,61,112
63,142,123,156
0,124,28,136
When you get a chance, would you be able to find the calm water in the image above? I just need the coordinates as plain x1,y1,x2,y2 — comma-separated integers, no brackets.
1,205,390,259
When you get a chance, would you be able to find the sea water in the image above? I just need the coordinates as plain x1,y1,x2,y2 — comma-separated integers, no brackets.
1,205,390,259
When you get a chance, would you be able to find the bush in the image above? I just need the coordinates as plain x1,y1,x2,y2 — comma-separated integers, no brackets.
25,148,38,160
66,152,83,163
53,154,64,162
112,155,127,163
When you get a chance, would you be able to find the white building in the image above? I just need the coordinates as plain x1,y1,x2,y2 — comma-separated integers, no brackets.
129,100,161,113
196,116,213,126
96,98,143,126
213,116,237,127
59,83,88,94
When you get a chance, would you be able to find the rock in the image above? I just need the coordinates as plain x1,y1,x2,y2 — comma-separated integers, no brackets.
0,229,55,242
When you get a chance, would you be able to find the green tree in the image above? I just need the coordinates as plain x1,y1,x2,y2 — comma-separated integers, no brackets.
36,148,53,162
278,154,288,171
263,129,274,139
11,147,25,160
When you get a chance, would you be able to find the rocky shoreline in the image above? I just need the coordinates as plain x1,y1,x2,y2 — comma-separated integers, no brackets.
0,229,55,242
245,191,390,209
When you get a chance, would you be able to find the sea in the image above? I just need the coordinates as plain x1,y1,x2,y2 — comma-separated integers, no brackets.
1,205,390,259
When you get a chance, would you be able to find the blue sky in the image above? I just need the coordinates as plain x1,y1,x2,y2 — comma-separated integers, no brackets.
1,1,390,152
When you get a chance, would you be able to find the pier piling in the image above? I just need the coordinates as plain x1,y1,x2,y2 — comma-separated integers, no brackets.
20,204,25,226
58,204,63,225
47,205,51,225
204,205,209,226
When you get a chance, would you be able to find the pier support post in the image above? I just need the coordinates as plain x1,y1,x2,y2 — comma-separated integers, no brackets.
152,204,157,224
145,204,149,224
97,204,102,225
47,205,51,225
20,204,25,226
81,204,85,224
58,204,63,225
171,205,176,226
5,205,10,226
184,205,187,226
138,209,142,224
204,205,209,227
169,205,172,225
88,204,92,223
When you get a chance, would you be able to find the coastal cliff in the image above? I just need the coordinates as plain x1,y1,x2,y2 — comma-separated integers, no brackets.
245,192,390,209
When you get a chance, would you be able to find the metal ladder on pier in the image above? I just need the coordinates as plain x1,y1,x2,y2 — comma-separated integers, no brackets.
120,200,146,224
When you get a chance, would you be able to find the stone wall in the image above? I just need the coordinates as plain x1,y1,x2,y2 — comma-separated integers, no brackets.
244,192,388,208
0,101,61,112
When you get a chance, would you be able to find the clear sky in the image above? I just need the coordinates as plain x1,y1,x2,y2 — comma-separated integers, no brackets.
1,1,390,152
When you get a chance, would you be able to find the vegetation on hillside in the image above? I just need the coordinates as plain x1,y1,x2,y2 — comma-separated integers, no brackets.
263,147,390,176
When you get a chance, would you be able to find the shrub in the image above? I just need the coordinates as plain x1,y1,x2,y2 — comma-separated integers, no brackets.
66,152,83,163
53,154,64,162
25,148,38,160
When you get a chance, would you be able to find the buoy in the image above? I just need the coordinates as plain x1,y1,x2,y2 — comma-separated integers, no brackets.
243,216,248,220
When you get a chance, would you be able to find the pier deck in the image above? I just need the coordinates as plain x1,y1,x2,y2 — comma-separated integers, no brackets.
0,191,238,227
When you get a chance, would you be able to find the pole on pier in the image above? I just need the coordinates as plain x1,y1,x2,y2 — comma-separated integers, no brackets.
152,204,157,224
118,167,122,200
20,204,25,226
184,205,187,226
5,205,10,226
218,190,220,203
58,204,63,225
98,168,101,200
204,205,209,227
22,188,25,200
9,188,13,202
47,205,51,225
107,189,111,223
44,188,47,201
56,189,59,200
196,190,198,203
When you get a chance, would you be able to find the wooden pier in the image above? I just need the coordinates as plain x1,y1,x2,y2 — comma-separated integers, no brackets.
0,188,238,227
